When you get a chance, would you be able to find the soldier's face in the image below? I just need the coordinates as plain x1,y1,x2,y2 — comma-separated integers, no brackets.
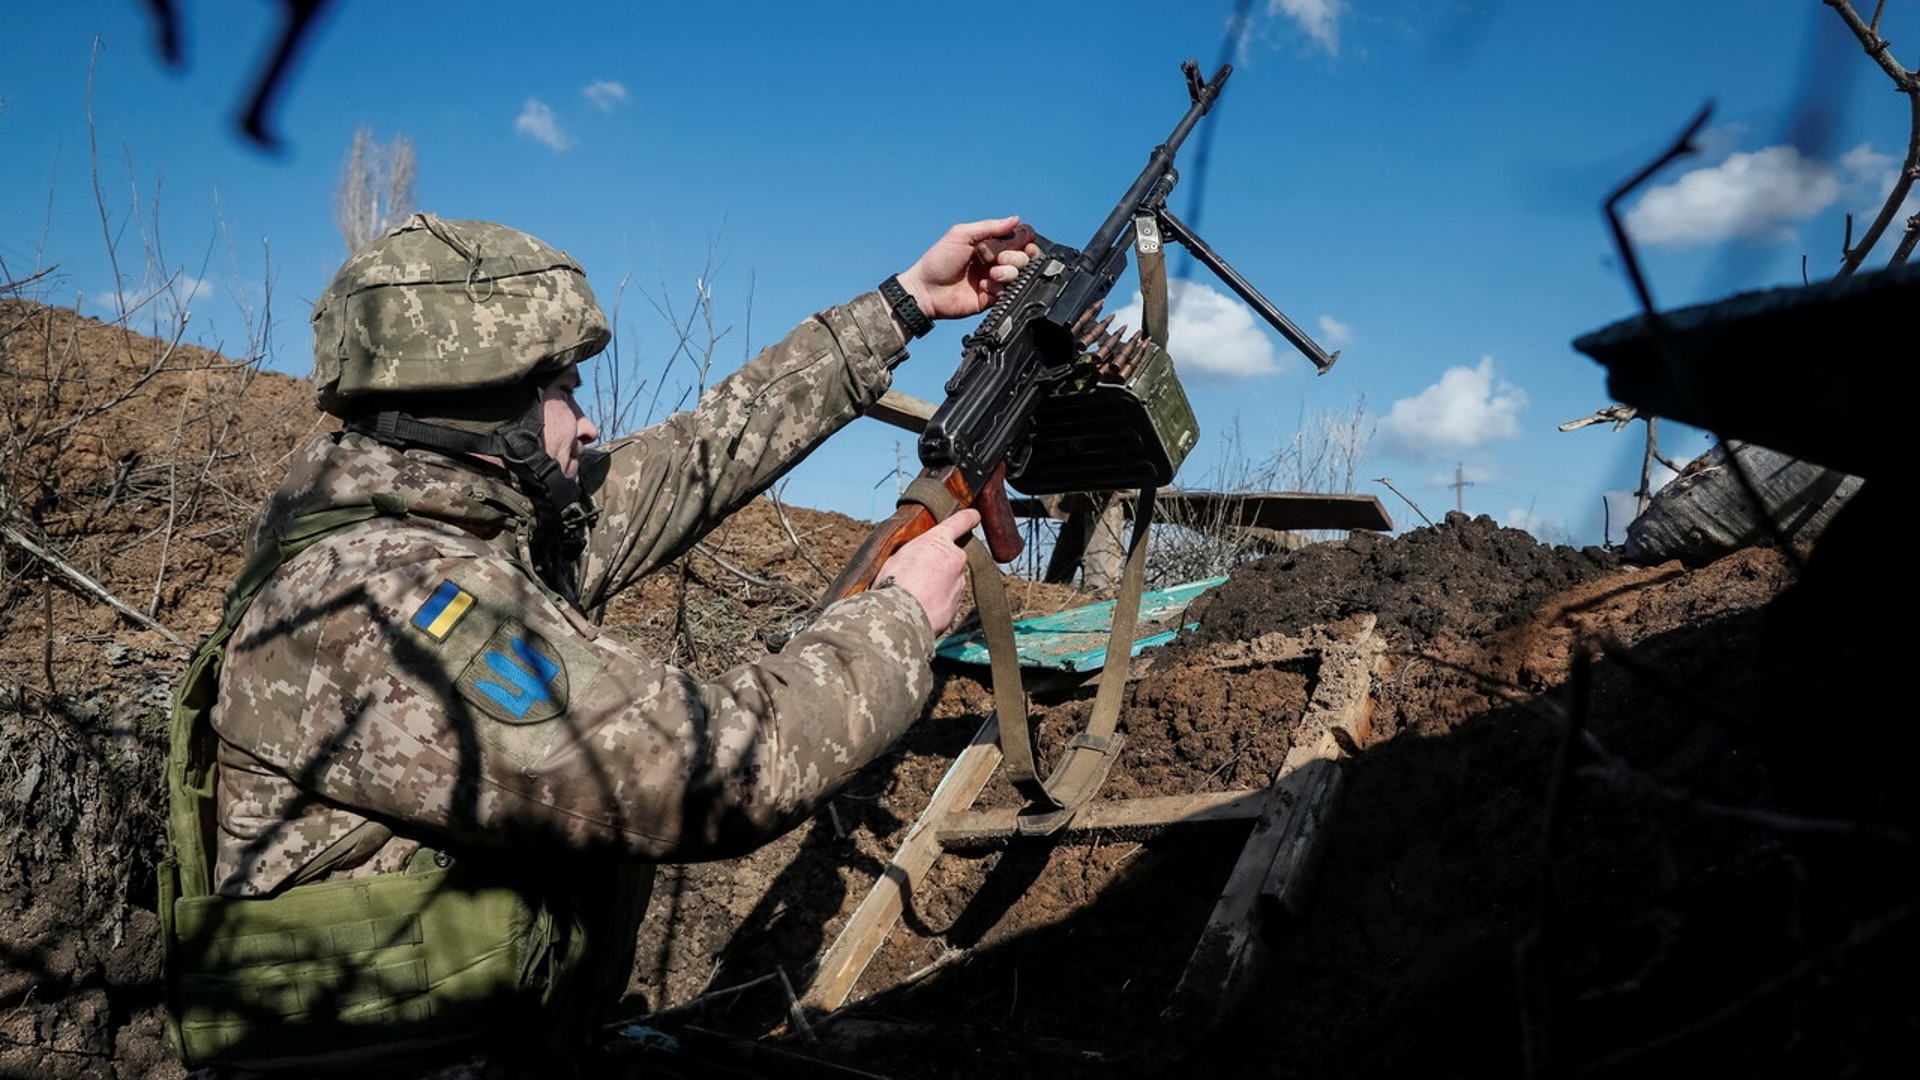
540,367,598,479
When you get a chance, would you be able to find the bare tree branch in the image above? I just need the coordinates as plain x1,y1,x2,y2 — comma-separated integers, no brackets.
1828,0,1920,274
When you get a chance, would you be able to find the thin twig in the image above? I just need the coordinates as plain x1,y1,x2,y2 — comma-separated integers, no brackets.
42,571,56,697
623,972,780,1027
1410,640,1912,846
1373,477,1433,527
1604,102,1714,318
777,967,818,1046
692,542,813,604
768,483,833,587
1827,0,1920,274
0,265,59,296
1578,901,1915,1073
1519,647,1591,1078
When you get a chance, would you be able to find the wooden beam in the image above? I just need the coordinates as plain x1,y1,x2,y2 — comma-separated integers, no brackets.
1164,616,1382,1026
1164,729,1343,1028
1156,491,1393,533
865,390,935,434
937,789,1267,851
801,717,1002,1015
1012,491,1391,533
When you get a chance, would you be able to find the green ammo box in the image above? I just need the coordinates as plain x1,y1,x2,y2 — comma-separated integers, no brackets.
1008,341,1199,495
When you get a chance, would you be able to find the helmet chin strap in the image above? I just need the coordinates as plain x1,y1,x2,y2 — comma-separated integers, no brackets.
349,399,579,513
349,400,598,604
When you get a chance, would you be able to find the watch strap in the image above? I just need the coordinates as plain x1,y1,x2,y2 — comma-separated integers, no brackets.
879,274,934,339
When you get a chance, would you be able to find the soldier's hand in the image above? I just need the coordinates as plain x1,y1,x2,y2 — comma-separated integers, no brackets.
879,508,980,633
895,217,1039,322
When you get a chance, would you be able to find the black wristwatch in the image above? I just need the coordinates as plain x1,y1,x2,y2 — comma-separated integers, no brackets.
880,274,934,339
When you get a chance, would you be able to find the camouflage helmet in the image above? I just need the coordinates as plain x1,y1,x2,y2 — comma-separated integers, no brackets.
311,213,610,413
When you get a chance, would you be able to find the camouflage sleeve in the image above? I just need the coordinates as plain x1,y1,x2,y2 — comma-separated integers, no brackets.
216,524,936,863
574,291,909,612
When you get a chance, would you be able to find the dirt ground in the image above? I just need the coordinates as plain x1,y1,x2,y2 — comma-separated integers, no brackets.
2,299,1908,1077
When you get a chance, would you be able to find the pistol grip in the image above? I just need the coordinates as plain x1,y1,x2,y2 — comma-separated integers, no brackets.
977,466,1025,564
974,223,1043,263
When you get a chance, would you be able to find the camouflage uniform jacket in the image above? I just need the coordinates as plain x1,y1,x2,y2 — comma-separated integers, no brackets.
210,291,931,896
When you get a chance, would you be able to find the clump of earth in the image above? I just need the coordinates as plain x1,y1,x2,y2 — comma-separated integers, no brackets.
2,299,1907,1078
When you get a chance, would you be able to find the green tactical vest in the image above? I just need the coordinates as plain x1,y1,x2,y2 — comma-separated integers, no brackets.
159,503,647,1073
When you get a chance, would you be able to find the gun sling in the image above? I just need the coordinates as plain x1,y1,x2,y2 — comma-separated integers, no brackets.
900,476,1158,831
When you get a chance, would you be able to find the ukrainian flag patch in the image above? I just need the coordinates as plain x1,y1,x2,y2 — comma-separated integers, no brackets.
412,580,475,641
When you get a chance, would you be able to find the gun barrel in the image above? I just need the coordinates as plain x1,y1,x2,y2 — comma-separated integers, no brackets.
1079,63,1231,274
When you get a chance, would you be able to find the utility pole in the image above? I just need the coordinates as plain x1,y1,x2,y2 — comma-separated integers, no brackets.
1448,463,1473,513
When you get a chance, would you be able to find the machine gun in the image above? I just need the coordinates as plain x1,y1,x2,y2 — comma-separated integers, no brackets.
825,59,1338,604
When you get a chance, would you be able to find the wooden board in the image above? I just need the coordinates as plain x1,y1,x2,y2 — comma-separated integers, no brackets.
1010,490,1394,533
800,717,1002,1015
1165,616,1383,1023
937,789,1268,851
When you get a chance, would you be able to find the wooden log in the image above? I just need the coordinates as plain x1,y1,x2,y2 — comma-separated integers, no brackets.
1295,615,1382,749
801,717,1002,1015
1264,732,1345,922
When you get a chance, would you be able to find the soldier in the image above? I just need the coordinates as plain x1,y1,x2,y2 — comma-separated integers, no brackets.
162,212,1032,1073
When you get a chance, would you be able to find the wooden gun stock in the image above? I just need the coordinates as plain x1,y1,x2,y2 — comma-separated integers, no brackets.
821,462,1022,604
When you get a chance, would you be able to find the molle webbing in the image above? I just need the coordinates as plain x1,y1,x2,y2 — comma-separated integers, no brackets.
165,856,553,1071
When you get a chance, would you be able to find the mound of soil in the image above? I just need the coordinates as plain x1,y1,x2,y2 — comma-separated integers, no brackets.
3,299,1908,1078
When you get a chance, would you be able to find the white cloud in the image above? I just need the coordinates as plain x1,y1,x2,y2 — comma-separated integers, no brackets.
1650,458,1679,494
1625,144,1839,247
1317,313,1352,346
1270,0,1346,56
582,79,629,112
1108,279,1280,379
1839,143,1894,182
1836,142,1920,225
99,272,210,320
1380,357,1527,458
168,274,211,304
515,98,572,151
1503,506,1572,545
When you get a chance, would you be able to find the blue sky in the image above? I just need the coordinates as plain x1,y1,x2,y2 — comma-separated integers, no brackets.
4,2,1905,546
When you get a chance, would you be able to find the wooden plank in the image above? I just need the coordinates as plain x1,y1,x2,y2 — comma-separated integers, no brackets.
937,789,1267,851
1164,616,1381,1026
1009,491,1393,534
1264,734,1345,923
1164,730,1343,1027
801,717,1002,1014
865,390,935,433
1156,490,1393,533
1296,615,1383,749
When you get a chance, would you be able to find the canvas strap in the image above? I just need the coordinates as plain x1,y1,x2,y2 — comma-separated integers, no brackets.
898,477,1158,834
